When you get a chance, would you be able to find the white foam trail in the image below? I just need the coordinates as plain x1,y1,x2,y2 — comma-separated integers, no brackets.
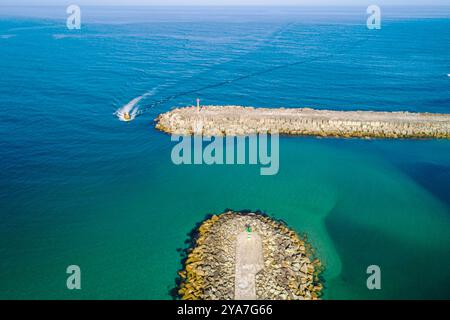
115,88,157,121
0,34,16,39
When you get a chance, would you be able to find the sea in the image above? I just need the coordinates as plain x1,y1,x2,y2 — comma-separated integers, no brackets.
0,5,449,299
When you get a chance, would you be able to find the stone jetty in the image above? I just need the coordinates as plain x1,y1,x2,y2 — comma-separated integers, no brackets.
176,211,324,300
156,106,450,139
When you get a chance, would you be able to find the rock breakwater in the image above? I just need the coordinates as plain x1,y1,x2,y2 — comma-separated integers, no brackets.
156,106,450,139
176,211,324,300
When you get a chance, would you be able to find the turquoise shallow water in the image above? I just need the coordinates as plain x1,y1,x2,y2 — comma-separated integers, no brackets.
0,6,449,299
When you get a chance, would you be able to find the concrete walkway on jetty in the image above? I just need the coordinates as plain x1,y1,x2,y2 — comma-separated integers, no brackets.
234,231,264,300
177,212,324,300
155,106,450,139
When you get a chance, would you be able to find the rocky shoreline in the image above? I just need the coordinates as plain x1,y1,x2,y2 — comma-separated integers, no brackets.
156,106,450,139
176,211,324,300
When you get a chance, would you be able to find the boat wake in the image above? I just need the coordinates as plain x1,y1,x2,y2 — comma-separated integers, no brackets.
115,88,157,121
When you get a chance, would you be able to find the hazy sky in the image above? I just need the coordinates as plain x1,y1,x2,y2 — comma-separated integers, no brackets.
2,0,449,6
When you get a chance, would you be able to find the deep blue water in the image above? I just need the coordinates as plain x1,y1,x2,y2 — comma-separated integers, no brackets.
0,6,449,299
